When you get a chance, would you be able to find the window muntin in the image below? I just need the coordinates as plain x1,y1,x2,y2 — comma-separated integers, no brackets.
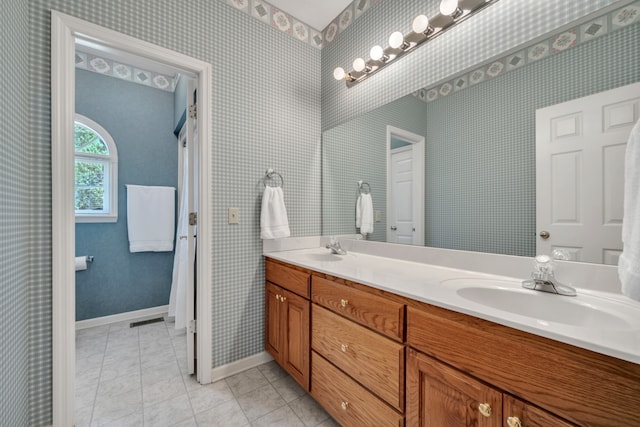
74,115,118,222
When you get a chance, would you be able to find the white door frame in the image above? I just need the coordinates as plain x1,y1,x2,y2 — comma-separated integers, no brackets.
386,126,425,245
51,11,213,426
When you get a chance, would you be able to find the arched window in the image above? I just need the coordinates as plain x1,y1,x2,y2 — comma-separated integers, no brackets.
74,114,118,222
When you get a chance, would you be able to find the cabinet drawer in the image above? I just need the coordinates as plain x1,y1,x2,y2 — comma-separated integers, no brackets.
311,275,404,341
266,259,310,298
312,305,404,411
311,351,404,427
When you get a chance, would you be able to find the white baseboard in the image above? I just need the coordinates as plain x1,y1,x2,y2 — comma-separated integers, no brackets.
211,351,274,382
75,305,169,330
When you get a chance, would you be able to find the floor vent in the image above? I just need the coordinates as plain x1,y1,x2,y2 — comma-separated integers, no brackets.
130,317,164,328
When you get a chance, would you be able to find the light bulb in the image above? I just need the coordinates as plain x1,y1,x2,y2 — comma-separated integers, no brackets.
333,67,346,81
389,31,406,49
353,58,368,73
412,14,430,34
440,0,461,17
370,45,384,61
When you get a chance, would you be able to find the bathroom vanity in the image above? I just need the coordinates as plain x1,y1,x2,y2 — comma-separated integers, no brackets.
264,246,640,427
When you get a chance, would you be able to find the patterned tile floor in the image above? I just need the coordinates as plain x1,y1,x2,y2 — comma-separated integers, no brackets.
75,318,339,426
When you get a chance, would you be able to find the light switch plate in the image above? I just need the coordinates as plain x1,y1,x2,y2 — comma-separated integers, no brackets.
228,208,239,224
375,210,381,222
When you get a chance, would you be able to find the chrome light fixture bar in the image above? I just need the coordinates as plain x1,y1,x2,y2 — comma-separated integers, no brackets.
333,0,499,88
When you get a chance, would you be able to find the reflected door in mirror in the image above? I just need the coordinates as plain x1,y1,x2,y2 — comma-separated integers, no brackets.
536,82,640,265
386,126,425,246
389,147,414,244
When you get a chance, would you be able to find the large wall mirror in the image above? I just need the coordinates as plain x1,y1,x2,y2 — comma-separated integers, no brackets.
322,2,640,265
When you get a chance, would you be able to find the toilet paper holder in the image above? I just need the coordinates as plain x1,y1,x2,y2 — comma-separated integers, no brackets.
75,255,94,272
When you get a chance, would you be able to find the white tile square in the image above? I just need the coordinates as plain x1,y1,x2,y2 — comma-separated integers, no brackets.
188,380,235,414
195,399,249,426
143,394,194,427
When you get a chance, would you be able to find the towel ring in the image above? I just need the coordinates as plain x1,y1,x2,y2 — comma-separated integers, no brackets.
264,169,284,188
358,180,371,194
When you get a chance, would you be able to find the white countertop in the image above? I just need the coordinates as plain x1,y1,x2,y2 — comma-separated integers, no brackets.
265,246,640,365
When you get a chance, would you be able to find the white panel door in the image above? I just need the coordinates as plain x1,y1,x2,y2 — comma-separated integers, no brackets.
389,147,414,244
536,82,640,264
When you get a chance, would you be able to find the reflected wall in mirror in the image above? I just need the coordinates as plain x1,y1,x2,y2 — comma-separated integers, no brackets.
322,5,640,265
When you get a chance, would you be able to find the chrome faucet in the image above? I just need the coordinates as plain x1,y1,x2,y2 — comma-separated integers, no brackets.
522,255,576,296
325,237,347,255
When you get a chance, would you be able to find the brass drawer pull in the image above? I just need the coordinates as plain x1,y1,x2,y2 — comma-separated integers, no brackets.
341,343,349,352
281,296,286,302
340,299,349,307
341,401,349,410
507,416,522,427
478,403,492,417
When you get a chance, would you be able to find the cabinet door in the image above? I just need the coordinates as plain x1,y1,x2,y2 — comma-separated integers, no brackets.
265,282,284,360
407,348,502,427
503,395,576,427
282,288,310,391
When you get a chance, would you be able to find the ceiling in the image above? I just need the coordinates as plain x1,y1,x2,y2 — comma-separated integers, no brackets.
268,0,353,30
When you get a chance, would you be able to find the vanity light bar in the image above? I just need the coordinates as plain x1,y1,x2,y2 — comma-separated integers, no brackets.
333,0,499,88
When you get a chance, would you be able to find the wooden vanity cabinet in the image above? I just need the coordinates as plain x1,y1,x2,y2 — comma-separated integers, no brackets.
406,303,640,426
264,260,311,391
407,348,573,427
265,258,640,427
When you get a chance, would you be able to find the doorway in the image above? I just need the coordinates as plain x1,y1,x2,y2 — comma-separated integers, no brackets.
51,11,212,426
386,126,425,245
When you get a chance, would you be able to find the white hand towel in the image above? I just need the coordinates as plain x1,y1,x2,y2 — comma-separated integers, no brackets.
127,185,175,252
356,195,362,228
261,186,291,239
358,193,374,235
619,118,640,302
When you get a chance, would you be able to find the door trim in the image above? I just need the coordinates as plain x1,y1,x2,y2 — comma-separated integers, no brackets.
386,126,425,245
51,11,213,425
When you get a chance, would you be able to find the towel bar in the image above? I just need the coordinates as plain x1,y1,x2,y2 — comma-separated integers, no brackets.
358,180,371,194
263,169,284,188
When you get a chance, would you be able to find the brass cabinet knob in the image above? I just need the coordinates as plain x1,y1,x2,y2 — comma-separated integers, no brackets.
539,230,550,239
281,296,286,302
341,401,349,410
478,403,492,417
340,299,349,307
341,343,349,352
507,416,522,427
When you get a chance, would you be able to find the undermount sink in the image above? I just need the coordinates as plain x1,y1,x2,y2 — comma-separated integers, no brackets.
442,278,637,330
